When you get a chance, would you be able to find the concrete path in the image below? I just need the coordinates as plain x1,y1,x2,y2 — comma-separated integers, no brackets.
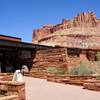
23,77,100,100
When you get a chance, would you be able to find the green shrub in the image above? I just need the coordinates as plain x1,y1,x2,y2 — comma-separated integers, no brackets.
69,62,93,76
56,68,68,75
96,52,100,61
46,67,58,74
69,67,79,75
46,67,67,75
93,61,100,74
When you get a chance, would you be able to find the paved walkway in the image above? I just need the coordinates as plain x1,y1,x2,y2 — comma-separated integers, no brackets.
23,77,100,100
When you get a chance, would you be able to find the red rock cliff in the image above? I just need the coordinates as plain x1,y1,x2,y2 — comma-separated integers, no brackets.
32,12,100,47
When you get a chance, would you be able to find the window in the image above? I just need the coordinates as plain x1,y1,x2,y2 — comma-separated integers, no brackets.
86,51,96,61
20,50,31,59
67,48,80,57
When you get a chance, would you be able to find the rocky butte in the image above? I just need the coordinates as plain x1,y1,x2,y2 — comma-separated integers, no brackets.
31,12,100,71
32,12,100,49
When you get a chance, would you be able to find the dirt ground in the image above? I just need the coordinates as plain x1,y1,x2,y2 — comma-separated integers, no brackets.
23,77,100,100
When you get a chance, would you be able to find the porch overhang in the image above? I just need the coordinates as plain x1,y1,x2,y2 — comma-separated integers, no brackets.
0,39,54,50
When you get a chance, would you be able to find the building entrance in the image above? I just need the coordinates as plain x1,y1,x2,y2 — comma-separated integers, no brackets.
0,47,36,73
0,50,16,73
0,34,51,73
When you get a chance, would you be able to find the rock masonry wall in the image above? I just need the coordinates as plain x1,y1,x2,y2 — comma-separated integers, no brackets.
31,48,88,71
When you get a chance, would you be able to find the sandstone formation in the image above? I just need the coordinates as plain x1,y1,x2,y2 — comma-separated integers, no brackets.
73,12,97,27
32,12,100,49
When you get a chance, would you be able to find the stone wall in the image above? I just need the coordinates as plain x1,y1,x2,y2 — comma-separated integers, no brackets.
0,81,25,100
83,80,100,91
0,74,25,100
32,48,68,71
31,48,89,72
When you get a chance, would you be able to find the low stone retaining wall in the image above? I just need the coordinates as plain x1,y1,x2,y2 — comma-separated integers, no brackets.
83,80,100,91
0,81,25,100
68,76,96,85
29,71,48,79
47,74,70,84
0,75,13,81
28,71,97,86
47,74,96,85
0,73,13,81
0,95,18,100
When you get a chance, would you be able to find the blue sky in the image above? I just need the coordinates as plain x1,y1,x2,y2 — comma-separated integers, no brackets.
0,0,100,42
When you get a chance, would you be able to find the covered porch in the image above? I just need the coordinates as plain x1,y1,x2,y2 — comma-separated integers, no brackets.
0,39,52,73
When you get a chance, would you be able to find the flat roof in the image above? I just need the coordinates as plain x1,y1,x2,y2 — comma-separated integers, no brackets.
0,39,54,50
0,34,21,40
